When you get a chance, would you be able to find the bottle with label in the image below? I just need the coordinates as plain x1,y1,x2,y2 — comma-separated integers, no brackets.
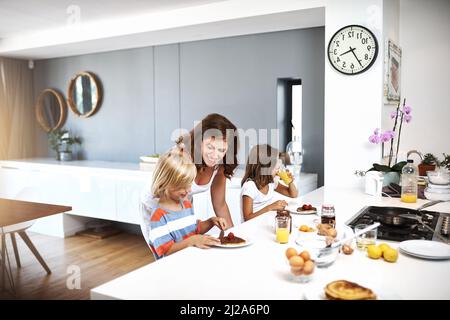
320,204,336,228
401,159,418,203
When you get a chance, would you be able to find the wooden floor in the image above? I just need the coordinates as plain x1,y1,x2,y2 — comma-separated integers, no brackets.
0,231,154,299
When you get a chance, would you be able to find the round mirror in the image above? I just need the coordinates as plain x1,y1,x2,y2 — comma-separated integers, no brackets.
67,71,102,118
35,89,67,132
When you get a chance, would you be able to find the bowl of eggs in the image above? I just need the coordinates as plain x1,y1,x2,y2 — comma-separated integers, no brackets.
285,248,315,283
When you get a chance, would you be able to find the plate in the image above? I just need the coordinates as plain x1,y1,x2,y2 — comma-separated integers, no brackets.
399,240,450,260
286,204,318,215
213,237,253,248
140,156,159,163
303,281,397,300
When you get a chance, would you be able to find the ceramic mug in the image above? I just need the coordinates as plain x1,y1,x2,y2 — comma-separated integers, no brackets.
365,171,384,196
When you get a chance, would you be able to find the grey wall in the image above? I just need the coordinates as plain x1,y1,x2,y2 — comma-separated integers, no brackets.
33,27,325,185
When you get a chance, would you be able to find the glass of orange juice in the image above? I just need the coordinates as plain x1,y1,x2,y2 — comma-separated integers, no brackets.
277,165,292,185
276,216,290,243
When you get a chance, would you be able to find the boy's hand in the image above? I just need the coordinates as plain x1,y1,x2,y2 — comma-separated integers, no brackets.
189,234,220,249
210,217,227,231
268,200,288,211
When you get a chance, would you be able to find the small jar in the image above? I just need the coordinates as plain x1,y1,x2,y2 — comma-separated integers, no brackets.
275,209,292,234
320,204,336,228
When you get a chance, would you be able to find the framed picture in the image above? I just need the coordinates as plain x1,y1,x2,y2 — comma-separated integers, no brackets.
384,39,402,104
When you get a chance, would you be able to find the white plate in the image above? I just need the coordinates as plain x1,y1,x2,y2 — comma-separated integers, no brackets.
213,236,253,248
286,204,318,215
140,156,159,163
303,281,397,300
399,240,450,260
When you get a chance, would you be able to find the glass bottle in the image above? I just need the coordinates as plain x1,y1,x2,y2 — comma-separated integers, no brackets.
401,159,418,203
320,204,336,228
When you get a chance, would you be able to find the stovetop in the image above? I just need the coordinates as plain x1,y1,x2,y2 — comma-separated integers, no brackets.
346,206,450,243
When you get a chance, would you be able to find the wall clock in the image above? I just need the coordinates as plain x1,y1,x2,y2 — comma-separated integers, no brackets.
328,25,378,75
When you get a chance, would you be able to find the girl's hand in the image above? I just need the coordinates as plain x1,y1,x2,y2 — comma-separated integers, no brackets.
286,170,295,182
210,217,227,231
189,234,220,249
268,200,288,211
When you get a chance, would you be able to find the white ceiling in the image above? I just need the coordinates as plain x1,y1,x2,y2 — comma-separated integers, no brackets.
0,0,325,59
0,0,225,38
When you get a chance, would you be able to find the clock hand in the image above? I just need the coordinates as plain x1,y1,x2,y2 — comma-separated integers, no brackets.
339,47,354,56
350,48,363,67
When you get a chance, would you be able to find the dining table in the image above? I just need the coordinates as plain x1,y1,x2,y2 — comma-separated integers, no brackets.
0,198,72,294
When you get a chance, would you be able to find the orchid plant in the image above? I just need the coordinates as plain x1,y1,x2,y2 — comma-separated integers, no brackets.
368,98,411,173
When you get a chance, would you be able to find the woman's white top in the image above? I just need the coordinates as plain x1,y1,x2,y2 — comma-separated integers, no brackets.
190,167,219,197
240,179,279,214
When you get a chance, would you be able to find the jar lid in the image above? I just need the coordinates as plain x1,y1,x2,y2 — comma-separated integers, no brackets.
321,204,335,210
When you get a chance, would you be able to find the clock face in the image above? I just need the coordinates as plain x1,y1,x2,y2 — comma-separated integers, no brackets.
328,25,378,75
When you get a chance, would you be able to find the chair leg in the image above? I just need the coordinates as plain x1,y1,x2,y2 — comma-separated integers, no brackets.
17,231,51,274
1,234,5,290
10,233,21,268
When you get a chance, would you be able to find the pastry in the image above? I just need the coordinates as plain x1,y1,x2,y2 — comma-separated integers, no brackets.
324,280,377,300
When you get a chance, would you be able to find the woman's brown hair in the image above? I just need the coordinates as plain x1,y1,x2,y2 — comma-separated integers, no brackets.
176,113,238,178
241,144,279,189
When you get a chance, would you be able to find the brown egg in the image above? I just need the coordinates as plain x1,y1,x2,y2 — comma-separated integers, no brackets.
302,260,315,275
290,267,303,276
288,255,305,269
326,228,337,238
299,250,311,262
342,244,354,255
285,247,298,260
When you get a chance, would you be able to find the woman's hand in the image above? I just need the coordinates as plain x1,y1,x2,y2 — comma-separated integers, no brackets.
268,200,288,211
188,234,220,249
210,217,227,231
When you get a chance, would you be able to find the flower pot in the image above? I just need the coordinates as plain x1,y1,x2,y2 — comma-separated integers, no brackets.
382,172,400,187
57,151,73,161
418,164,435,177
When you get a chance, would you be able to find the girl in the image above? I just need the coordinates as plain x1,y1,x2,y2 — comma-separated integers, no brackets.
148,149,227,260
241,144,298,222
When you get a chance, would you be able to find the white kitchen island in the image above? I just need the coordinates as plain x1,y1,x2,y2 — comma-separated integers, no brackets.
91,186,450,300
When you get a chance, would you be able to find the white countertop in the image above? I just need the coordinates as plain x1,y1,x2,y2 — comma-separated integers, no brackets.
91,186,450,300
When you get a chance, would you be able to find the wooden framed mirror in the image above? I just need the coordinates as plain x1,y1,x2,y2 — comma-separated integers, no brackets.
35,89,67,133
67,71,102,118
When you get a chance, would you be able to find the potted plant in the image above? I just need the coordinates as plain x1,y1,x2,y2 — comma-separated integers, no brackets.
440,153,450,171
367,98,412,186
418,153,438,176
49,129,82,161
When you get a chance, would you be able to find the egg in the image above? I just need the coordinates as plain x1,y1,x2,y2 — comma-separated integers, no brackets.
288,255,304,268
299,250,311,262
290,267,303,276
342,244,354,255
302,260,315,275
326,228,337,238
285,247,298,260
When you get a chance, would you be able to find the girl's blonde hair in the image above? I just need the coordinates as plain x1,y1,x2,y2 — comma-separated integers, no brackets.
241,144,279,189
151,148,197,198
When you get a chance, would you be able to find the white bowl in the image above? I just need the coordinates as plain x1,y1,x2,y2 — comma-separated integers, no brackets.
424,188,450,201
427,170,450,185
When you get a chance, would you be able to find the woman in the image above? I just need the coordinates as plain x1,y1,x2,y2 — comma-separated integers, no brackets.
141,113,238,244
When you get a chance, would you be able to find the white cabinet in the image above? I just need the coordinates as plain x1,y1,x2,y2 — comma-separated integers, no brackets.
116,177,148,224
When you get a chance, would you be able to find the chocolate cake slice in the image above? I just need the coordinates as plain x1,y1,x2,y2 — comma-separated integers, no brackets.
220,232,246,245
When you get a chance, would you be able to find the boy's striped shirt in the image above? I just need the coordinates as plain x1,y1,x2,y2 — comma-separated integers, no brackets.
148,200,200,259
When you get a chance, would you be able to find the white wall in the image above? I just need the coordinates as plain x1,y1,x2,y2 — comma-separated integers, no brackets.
324,0,384,187
383,0,450,162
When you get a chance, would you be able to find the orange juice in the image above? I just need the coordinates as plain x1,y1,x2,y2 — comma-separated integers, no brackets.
277,170,292,185
276,227,290,243
401,193,417,203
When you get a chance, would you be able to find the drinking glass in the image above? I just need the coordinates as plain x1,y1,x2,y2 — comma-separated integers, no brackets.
354,224,377,250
